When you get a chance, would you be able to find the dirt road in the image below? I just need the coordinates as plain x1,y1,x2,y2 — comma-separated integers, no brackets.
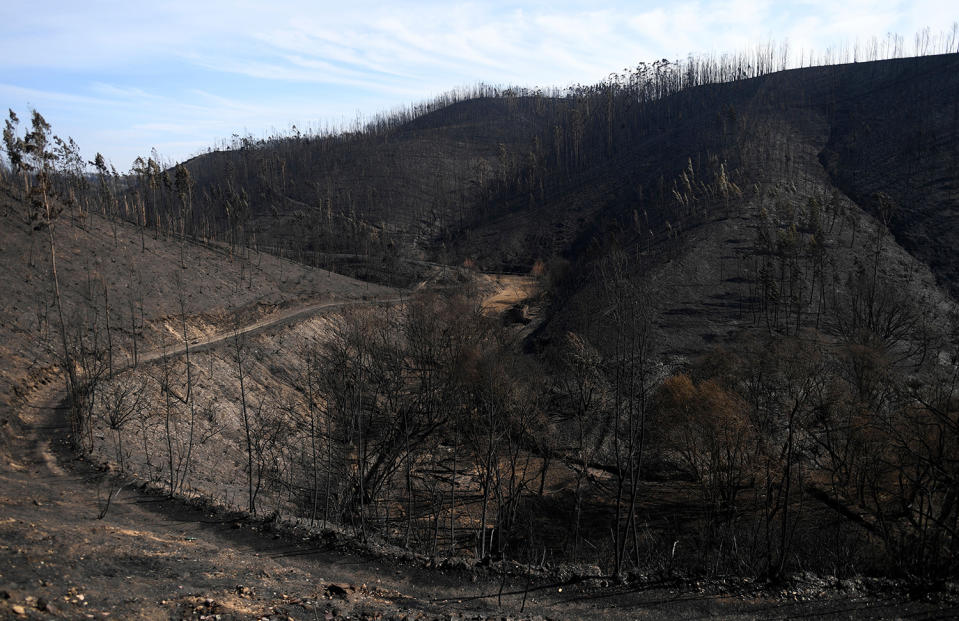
2,295,956,619
146,295,409,362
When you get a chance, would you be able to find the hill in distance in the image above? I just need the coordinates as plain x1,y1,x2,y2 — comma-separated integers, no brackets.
173,52,959,351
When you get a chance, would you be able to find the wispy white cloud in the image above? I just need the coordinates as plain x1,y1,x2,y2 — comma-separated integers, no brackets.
0,83,124,109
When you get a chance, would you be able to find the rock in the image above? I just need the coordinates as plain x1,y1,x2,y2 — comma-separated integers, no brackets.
36,596,49,611
12,604,26,615
235,585,254,598
503,304,531,325
839,578,862,592
325,584,350,600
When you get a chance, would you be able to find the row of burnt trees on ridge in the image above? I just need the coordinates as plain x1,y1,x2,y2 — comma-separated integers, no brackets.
3,108,262,274
194,27,956,158
433,36,957,267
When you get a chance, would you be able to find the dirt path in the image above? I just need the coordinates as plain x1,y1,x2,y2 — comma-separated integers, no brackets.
146,295,409,362
2,295,956,619
478,274,539,315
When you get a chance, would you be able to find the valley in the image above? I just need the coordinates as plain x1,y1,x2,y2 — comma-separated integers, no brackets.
2,46,959,619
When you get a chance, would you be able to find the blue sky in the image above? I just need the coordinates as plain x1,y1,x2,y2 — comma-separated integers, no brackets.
1,1,955,170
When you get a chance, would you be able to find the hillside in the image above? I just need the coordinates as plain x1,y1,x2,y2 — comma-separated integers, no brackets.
149,95,566,286
450,55,959,273
2,50,959,618
528,55,959,358
162,55,959,302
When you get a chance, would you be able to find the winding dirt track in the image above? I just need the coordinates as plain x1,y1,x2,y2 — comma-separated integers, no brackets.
147,295,409,361
2,294,955,619
18,296,404,479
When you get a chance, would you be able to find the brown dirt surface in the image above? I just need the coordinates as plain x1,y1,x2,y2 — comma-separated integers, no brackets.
477,274,540,315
